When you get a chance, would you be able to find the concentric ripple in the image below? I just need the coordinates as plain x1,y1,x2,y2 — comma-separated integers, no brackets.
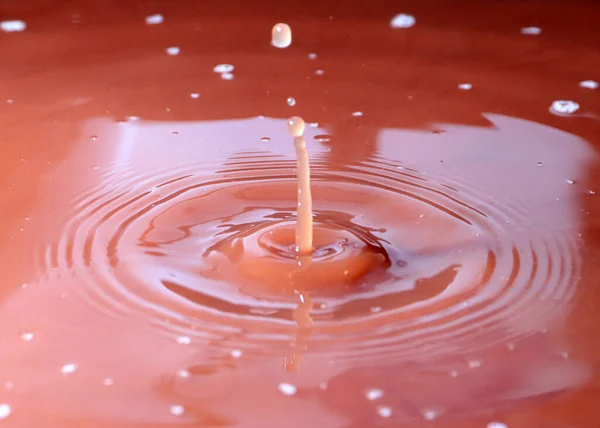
33,147,580,365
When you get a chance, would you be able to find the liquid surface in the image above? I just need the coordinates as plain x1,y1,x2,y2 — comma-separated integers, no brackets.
1,1,600,427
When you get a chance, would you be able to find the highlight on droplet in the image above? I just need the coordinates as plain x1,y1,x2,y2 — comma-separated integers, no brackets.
272,23,292,48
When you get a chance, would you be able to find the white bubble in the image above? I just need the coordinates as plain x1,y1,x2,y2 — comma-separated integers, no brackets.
352,111,363,117
170,405,185,416
458,83,473,90
176,336,191,345
579,80,598,89
272,23,292,48
390,14,416,29
221,72,234,80
61,363,77,374
190,93,200,99
177,369,190,378
0,404,11,420
450,370,458,377
520,26,541,35
371,306,382,313
1,20,26,32
308,53,318,60
421,408,441,420
315,69,325,76
166,47,180,56
231,349,243,358
21,332,34,341
145,14,164,25
549,100,580,115
487,423,508,428
468,359,482,369
287,97,296,107
309,122,319,128
103,378,114,386
278,382,297,396
377,406,392,418
365,388,384,400
214,64,234,73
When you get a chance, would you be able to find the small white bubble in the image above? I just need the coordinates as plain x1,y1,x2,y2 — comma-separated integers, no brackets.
0,404,11,420
287,97,296,106
579,80,598,89
177,369,190,378
170,405,185,416
278,382,297,396
390,14,416,28
468,359,482,369
377,406,392,418
1,20,26,32
352,111,363,117
61,363,77,374
550,100,580,115
166,47,180,56
521,26,541,35
231,349,243,358
450,370,458,378
458,83,473,90
145,14,164,25
315,69,325,76
421,408,440,420
6,99,14,104
308,53,318,60
588,190,596,195
487,423,508,428
214,64,234,74
566,179,575,185
176,336,191,345
365,388,384,400
221,72,234,80
190,93,200,99
21,332,34,341
103,378,114,386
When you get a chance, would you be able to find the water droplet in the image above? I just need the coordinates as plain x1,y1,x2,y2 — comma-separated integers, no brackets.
468,359,482,369
458,83,473,90
319,382,328,390
214,64,234,74
278,382,297,396
166,47,180,56
507,343,516,351
287,97,296,107
177,369,190,378
365,388,384,400
314,134,332,143
20,332,34,341
377,406,392,418
287,116,306,137
145,14,164,25
221,72,234,80
588,190,596,195
579,80,599,89
550,100,580,115
352,111,363,117
536,161,543,166
487,423,508,428
103,378,114,386
1,20,26,32
271,23,292,48
421,408,440,420
170,405,185,416
371,306,382,313
390,14,416,28
0,404,11,420
308,53,318,60
450,370,458,377
61,363,77,374
520,26,541,35
231,349,243,358
176,336,191,345
89,135,99,142
566,179,575,185
309,122,319,128
190,93,200,99
260,137,271,142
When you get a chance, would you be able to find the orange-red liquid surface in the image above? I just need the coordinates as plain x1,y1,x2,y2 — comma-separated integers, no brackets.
1,1,600,427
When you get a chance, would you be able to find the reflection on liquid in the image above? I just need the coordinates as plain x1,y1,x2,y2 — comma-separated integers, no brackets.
0,114,593,426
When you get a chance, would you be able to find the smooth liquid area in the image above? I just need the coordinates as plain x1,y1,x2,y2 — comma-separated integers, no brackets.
1,1,600,427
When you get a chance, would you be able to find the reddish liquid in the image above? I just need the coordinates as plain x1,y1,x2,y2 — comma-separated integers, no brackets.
1,1,600,427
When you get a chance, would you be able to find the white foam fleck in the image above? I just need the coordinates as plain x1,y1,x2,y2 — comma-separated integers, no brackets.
190,93,200,99
271,23,292,48
421,408,441,420
549,100,580,116
315,69,325,76
61,363,77,374
308,53,318,60
221,72,234,80
352,111,363,117
468,359,482,369
0,404,11,420
487,423,508,428
145,14,164,25
177,369,190,378
231,349,243,358
287,97,296,107
520,26,541,35
166,47,180,56
377,406,392,418
458,83,473,90
1,20,26,32
390,14,416,29
214,64,234,74
365,388,384,400
278,382,297,396
170,405,185,416
371,306,382,313
21,332,34,341
176,336,191,345
579,80,598,89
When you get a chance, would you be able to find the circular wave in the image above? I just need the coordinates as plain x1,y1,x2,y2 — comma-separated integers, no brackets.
33,149,581,365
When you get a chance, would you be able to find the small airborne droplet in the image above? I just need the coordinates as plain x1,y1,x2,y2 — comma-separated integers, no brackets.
61,363,77,374
458,83,473,90
390,14,416,28
287,116,306,137
145,14,164,25
365,388,384,400
550,100,580,115
278,382,297,396
166,47,180,56
579,80,599,89
487,423,508,428
190,93,200,99
308,53,318,60
0,20,26,32
287,97,296,106
520,26,541,35
170,405,185,416
272,23,292,48
176,336,191,345
0,404,11,420
377,406,392,418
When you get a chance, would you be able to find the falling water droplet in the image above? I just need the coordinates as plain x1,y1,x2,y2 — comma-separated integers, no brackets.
549,100,580,115
231,349,243,358
0,404,11,420
458,83,473,90
421,408,441,421
90,135,98,141
579,80,598,89
352,111,363,117
537,161,543,166
588,190,596,195
308,53,317,60
315,69,325,76
145,14,164,25
468,359,482,369
365,388,384,400
278,382,297,396
390,14,416,28
0,20,26,32
287,97,296,107
190,93,200,99
260,137,271,142
271,23,292,48
487,423,508,428
214,64,234,74
520,26,541,35
566,179,575,185
170,405,185,416
166,47,180,56
20,332,34,341
377,406,392,418
221,72,234,80
61,363,77,374
177,369,190,378
176,336,191,345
